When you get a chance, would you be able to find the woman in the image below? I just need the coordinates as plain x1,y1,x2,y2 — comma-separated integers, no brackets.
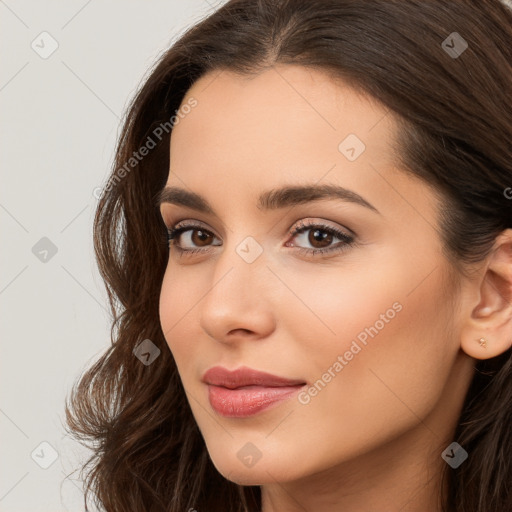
64,1,512,511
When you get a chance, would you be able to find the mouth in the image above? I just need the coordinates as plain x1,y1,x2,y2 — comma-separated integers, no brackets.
206,384,306,417
202,365,307,418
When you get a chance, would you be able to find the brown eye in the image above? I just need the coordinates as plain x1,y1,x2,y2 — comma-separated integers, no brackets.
287,220,355,257
306,228,334,249
189,229,214,247
166,224,221,253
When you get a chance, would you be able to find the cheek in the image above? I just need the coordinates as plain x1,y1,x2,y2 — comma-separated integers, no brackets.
158,269,202,373
292,260,454,440
291,250,445,369
280,257,405,368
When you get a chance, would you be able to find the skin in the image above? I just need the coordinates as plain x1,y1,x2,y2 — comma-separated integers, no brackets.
158,64,512,512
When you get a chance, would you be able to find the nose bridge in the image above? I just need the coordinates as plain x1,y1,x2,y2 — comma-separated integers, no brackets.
199,232,275,341
208,233,267,305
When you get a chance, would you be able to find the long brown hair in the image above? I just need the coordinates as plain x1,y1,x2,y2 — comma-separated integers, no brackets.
64,1,512,510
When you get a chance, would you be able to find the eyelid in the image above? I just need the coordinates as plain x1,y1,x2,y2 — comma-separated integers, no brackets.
162,215,353,237
170,218,212,232
290,218,355,238
159,205,228,234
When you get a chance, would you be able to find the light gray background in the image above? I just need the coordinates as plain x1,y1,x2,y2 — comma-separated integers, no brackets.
2,1,512,511
0,1,226,511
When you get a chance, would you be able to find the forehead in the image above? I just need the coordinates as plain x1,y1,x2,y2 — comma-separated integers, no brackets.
167,64,440,227
172,65,392,157
171,66,390,171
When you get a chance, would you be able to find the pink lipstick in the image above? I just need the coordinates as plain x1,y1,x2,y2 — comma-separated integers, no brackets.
202,365,306,418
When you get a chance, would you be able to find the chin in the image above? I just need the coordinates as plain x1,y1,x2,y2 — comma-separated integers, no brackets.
208,450,302,486
223,470,269,486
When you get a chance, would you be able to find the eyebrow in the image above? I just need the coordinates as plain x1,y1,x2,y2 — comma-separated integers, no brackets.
156,183,380,215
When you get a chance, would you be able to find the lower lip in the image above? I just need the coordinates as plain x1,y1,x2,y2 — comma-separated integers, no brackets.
207,384,305,418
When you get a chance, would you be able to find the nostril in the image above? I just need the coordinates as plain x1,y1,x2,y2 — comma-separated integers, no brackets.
228,328,253,336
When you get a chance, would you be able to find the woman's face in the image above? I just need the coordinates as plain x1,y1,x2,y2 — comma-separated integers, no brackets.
158,65,474,487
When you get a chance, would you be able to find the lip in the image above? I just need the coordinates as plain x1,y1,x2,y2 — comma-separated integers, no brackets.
202,365,307,418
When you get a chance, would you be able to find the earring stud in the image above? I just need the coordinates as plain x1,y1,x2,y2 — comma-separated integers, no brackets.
478,337,487,348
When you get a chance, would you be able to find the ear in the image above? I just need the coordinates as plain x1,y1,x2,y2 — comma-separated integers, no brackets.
460,228,512,360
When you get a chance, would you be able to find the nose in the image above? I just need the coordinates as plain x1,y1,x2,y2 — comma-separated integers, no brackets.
199,239,276,345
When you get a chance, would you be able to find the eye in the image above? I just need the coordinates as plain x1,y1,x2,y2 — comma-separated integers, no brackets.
285,219,355,256
166,220,221,256
165,218,356,257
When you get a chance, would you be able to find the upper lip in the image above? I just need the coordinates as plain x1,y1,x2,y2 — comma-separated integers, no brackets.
202,365,306,389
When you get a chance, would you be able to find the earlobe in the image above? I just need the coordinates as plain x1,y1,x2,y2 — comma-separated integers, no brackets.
460,334,510,361
460,229,512,361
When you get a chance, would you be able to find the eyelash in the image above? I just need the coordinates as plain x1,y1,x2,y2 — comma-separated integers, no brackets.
165,219,356,258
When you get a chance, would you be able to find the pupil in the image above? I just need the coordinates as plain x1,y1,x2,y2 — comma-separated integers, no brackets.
194,230,211,245
310,229,332,247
